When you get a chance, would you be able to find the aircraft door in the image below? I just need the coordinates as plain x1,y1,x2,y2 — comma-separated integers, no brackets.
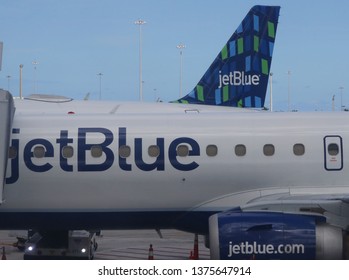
324,136,343,171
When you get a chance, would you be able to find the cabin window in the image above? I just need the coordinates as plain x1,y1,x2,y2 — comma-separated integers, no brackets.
33,146,46,158
206,145,218,157
91,145,103,158
263,144,275,156
62,146,74,159
293,143,305,156
177,145,189,157
235,144,246,157
8,146,17,159
119,145,131,158
148,145,160,157
328,143,339,156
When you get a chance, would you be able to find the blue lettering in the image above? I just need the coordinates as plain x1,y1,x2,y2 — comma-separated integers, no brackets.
23,139,54,172
168,137,200,171
78,128,114,171
7,127,202,183
118,127,132,171
135,138,165,171
6,138,19,184
56,130,73,172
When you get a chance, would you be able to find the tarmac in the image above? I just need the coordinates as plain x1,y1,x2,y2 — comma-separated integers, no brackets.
0,230,210,260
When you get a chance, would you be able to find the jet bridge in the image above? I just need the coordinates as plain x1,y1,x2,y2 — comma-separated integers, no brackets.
0,90,15,203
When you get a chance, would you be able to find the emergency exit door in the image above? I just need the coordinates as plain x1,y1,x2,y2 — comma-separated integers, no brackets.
324,136,343,171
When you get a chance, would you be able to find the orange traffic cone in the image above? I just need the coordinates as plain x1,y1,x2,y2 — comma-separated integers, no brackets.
189,251,195,259
1,247,6,260
193,234,199,260
148,244,154,260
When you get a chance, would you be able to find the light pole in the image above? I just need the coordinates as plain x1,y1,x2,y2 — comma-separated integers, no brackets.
97,73,103,100
153,88,157,102
135,19,146,102
0,42,3,71
287,70,291,112
32,60,39,94
19,64,23,99
177,43,185,98
6,75,11,92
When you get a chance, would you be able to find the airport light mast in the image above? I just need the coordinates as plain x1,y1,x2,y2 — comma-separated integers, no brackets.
6,75,11,92
177,43,186,98
19,64,23,99
97,72,103,100
135,19,146,102
0,42,3,72
32,60,39,94
287,70,291,112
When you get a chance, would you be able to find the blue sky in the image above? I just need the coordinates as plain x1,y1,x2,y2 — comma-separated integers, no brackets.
1,0,349,111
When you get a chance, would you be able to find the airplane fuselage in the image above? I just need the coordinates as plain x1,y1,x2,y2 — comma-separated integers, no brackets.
1,100,349,233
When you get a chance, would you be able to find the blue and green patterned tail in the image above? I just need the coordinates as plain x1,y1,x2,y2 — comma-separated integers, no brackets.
175,5,280,108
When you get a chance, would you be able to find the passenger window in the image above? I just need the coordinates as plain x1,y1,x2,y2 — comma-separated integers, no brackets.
235,144,246,157
177,145,189,157
62,146,74,159
293,143,305,156
119,145,131,158
91,145,103,158
263,144,275,156
33,146,45,158
328,143,339,156
206,145,218,157
148,145,160,157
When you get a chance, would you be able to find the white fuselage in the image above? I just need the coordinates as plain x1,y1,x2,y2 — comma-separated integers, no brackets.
2,99,349,231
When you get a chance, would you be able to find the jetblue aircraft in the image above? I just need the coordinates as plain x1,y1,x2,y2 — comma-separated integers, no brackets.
1,6,347,259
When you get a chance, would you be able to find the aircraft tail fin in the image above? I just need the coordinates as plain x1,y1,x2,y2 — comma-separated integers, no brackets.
175,5,280,108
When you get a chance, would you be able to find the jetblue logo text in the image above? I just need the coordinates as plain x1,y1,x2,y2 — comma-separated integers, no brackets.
6,127,201,184
228,241,305,257
218,71,260,88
